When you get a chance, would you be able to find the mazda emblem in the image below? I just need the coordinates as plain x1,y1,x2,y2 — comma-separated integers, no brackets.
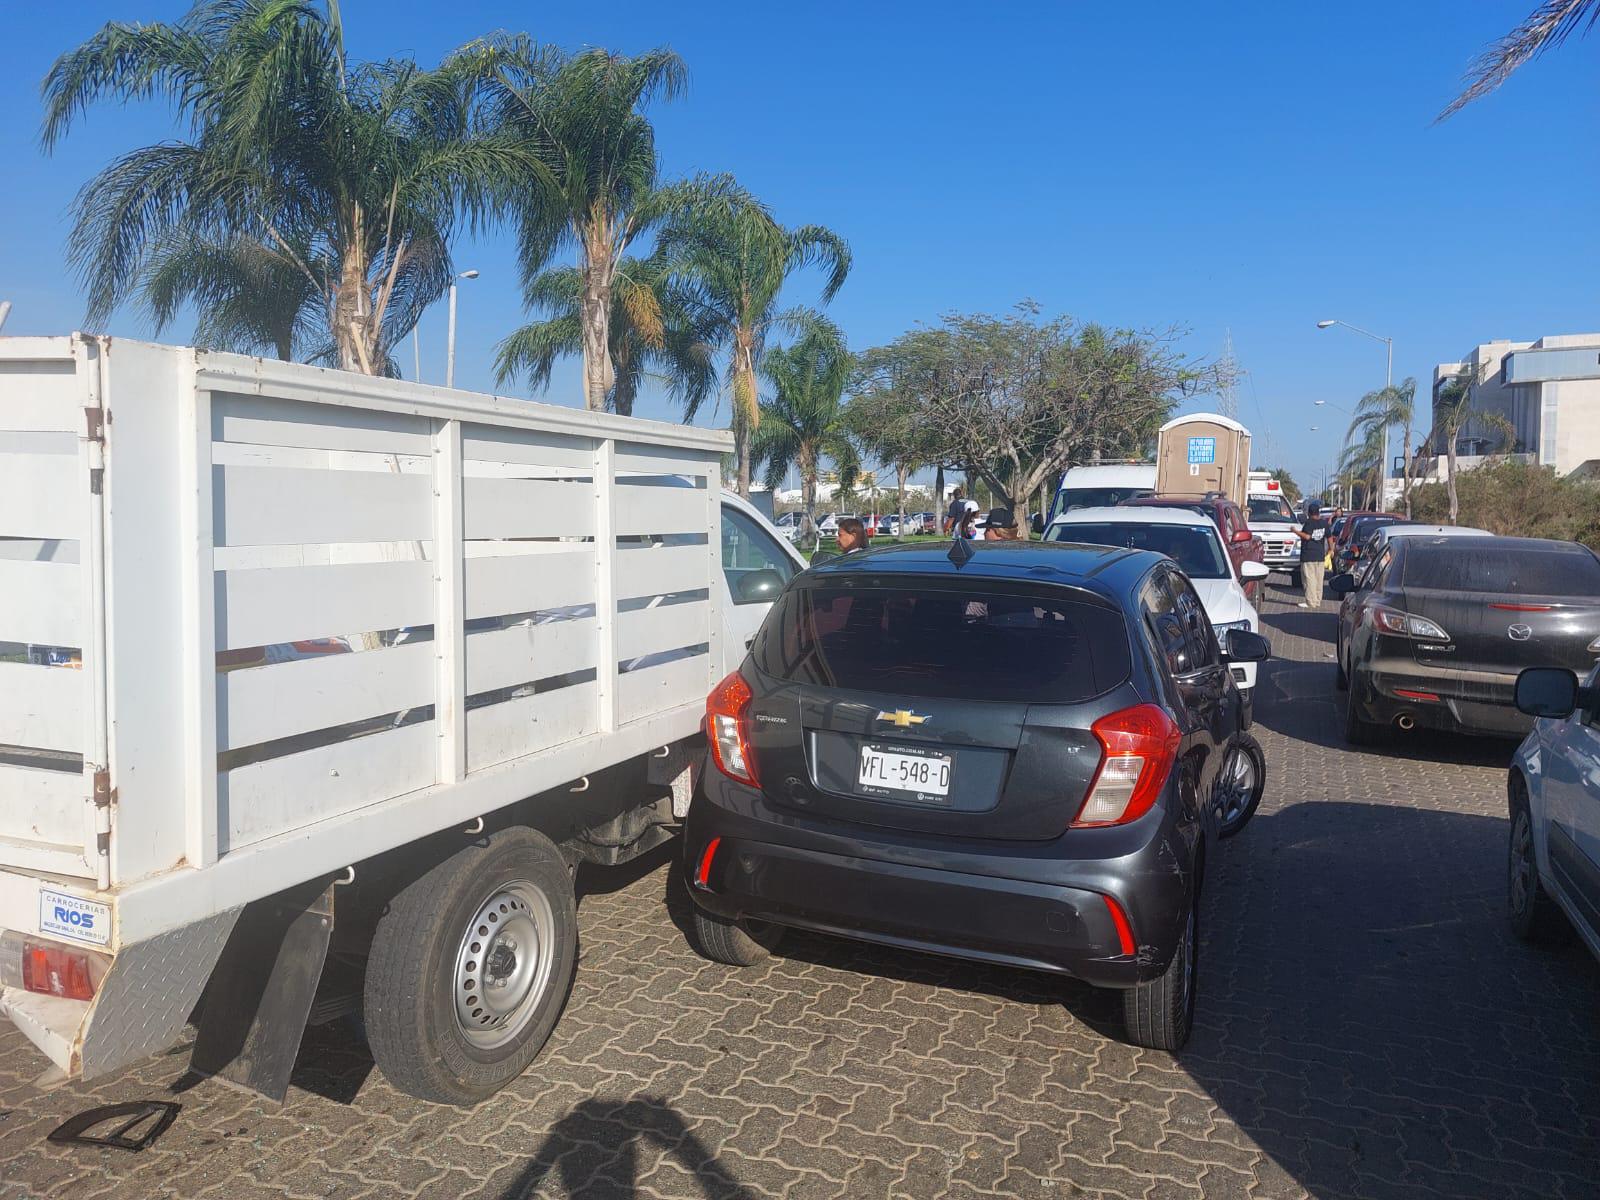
1507,623,1533,642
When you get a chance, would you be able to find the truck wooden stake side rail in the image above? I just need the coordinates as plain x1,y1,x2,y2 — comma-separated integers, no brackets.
0,335,791,1104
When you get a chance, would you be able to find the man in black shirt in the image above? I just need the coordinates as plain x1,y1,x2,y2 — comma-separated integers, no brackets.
1296,500,1330,608
943,487,967,535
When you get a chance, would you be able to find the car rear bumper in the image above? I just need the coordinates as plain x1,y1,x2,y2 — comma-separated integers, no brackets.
683,773,1198,989
1351,664,1533,737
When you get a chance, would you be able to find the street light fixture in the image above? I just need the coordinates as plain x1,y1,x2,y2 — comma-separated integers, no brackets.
1316,318,1394,506
447,269,480,389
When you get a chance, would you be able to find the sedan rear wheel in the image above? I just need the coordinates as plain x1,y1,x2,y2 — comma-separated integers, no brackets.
1343,673,1382,746
689,908,785,967
1215,735,1265,839
1508,800,1569,944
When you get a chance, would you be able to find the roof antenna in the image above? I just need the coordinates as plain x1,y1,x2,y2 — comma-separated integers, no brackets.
947,533,975,568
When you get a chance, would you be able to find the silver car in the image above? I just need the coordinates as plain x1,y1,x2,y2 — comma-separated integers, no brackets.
1507,667,1600,963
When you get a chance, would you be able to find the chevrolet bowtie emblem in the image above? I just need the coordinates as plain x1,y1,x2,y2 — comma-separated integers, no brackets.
876,709,929,727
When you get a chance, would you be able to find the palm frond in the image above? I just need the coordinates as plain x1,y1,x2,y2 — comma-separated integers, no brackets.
1440,0,1600,119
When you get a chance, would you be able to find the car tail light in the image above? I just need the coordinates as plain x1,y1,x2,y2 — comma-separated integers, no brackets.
1102,894,1137,957
0,933,107,1001
707,671,759,787
1074,704,1182,828
1369,605,1450,641
693,837,722,890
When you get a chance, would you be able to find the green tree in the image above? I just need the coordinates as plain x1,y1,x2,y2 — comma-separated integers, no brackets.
1430,367,1519,525
1344,378,1419,515
1441,1,1600,118
656,197,851,497
858,307,1213,514
43,1,530,374
141,231,325,362
750,323,858,547
459,40,739,411
494,255,716,417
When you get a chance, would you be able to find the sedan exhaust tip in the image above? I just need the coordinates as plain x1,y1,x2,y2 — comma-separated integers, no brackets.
1395,712,1417,732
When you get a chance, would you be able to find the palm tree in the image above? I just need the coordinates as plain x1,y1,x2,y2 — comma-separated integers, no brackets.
656,198,851,496
140,231,325,362
1337,425,1386,508
1345,378,1420,515
42,1,530,375
751,323,857,547
1441,0,1600,118
459,40,709,411
1430,369,1519,525
494,255,716,417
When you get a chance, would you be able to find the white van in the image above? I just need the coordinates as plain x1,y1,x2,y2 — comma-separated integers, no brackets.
1047,463,1157,522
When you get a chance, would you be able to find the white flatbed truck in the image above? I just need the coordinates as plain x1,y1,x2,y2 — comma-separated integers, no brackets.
0,335,804,1104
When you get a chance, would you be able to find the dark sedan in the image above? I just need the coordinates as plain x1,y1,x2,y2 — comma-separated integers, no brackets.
1331,535,1600,743
682,540,1269,1051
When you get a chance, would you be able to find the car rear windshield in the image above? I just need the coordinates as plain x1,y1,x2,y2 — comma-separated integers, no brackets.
1402,544,1600,595
1351,516,1403,542
752,584,1131,702
1047,521,1230,579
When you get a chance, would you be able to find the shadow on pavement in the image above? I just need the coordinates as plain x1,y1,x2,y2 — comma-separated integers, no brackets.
1188,798,1600,1200
497,1096,757,1200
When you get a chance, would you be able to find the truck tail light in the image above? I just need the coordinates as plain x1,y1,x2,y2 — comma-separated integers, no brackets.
707,671,759,787
4,937,104,1001
1369,605,1450,642
1074,704,1181,827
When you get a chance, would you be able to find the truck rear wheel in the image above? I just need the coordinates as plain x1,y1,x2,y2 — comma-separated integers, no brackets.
363,828,576,1105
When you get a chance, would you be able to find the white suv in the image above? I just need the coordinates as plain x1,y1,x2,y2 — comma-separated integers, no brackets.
1045,506,1269,707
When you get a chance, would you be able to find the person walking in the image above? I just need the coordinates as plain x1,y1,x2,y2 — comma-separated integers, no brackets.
1296,500,1330,608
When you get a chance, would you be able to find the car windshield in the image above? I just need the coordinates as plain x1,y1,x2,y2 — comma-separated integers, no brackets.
1248,496,1294,522
1052,486,1153,519
1047,521,1231,580
752,584,1130,702
1403,544,1600,595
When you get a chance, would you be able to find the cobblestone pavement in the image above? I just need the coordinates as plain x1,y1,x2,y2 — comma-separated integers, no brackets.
3,581,1599,1199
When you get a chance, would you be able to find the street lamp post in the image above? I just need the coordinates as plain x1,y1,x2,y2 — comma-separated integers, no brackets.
446,269,480,389
1316,319,1393,507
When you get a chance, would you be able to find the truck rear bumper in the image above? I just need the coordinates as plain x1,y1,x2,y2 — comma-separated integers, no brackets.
0,890,237,1081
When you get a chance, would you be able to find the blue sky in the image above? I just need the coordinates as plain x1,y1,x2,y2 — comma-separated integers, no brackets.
2,1,1594,495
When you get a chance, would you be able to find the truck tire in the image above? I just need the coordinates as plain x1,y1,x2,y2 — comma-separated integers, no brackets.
1122,895,1198,1052
689,908,784,967
363,828,576,1106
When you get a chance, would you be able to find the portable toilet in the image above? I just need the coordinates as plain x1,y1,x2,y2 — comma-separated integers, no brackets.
1155,413,1252,501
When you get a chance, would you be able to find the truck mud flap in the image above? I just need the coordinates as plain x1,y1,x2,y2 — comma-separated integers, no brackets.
190,880,335,1102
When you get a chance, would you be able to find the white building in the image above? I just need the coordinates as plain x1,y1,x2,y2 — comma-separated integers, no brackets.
1424,333,1600,481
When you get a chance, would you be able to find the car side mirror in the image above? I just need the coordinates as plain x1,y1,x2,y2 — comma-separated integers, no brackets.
1231,528,1254,544
1326,572,1357,597
735,568,786,603
1224,628,1271,662
1515,667,1582,718
1031,512,1045,536
1240,560,1270,581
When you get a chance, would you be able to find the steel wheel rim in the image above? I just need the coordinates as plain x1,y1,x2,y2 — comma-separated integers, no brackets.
1510,813,1534,916
452,881,556,1050
1217,746,1256,826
